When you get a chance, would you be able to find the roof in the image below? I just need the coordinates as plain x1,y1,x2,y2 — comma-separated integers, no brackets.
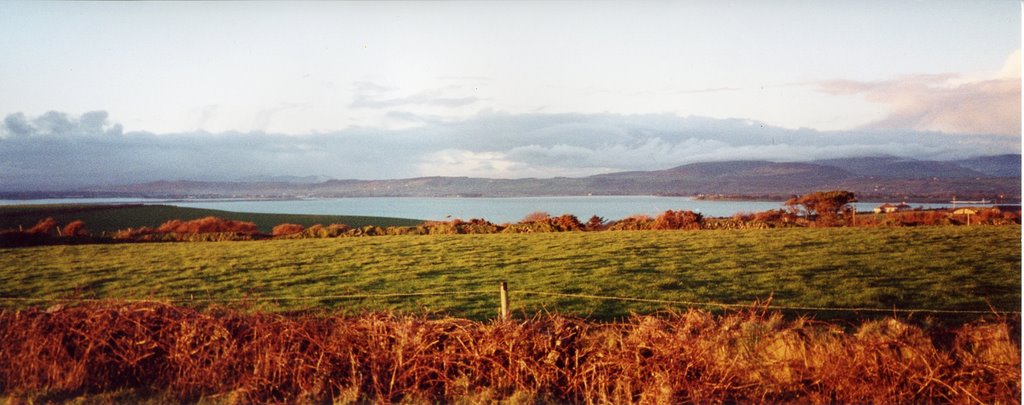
875,203,911,209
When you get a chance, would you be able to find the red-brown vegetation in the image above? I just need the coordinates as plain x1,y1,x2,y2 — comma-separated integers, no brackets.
420,218,500,235
0,302,1018,403
733,211,753,222
157,217,258,235
1,191,1020,248
60,220,89,237
549,214,583,231
754,208,796,224
521,211,551,223
850,208,1019,228
304,223,351,238
607,214,654,231
271,223,305,236
894,210,946,227
651,209,703,230
109,217,260,242
503,214,584,233
278,223,355,238
976,207,1022,225
111,226,156,241
25,217,58,236
710,209,798,230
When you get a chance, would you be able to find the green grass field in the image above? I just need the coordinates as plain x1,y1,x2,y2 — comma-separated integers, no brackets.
0,204,423,233
0,225,1018,321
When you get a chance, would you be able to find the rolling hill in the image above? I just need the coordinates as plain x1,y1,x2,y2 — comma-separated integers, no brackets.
3,155,1019,202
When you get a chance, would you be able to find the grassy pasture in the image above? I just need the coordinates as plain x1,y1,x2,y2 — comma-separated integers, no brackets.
0,225,1018,321
0,204,423,233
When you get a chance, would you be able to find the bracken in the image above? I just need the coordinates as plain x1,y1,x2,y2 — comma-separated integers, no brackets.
0,301,1018,404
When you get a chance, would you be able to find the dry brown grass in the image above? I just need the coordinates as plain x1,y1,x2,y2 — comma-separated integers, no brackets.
0,302,1018,404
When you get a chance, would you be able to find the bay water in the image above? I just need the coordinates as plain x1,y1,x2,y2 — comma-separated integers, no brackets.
0,196,962,224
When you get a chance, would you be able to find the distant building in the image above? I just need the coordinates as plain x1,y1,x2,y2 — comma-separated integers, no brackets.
873,202,911,213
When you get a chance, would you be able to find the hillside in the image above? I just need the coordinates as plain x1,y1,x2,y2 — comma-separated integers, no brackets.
0,205,423,233
810,157,988,178
955,154,1022,177
4,155,1019,202
585,161,857,196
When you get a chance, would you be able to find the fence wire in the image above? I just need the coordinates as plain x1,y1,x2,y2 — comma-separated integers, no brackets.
0,289,1017,316
515,291,1020,315
0,290,492,304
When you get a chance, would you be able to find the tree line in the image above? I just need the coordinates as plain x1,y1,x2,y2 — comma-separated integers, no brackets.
1,190,1018,247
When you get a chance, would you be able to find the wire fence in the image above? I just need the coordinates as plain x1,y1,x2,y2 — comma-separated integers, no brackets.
516,291,1018,315
0,291,488,304
0,283,1017,317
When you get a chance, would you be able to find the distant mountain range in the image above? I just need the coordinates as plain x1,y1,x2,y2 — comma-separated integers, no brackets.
235,175,335,184
5,155,1020,202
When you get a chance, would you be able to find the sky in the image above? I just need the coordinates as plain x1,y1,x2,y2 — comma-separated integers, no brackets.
0,1,1020,189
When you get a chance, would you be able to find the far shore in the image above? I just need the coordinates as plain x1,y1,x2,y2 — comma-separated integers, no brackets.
3,192,1020,205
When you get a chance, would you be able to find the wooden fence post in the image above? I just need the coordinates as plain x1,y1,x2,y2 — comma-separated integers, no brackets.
499,281,509,320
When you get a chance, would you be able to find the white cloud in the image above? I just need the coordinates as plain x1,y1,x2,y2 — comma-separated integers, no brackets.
418,149,519,178
350,82,480,110
815,49,1022,137
0,110,1018,190
1,110,122,138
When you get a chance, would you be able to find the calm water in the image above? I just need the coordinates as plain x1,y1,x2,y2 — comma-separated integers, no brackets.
0,196,965,223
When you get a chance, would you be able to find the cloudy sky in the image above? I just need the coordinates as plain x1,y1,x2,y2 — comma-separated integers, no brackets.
0,1,1020,189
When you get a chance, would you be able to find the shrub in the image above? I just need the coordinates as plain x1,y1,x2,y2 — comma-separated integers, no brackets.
882,210,951,227
157,217,258,235
976,208,1022,225
501,213,583,233
502,221,558,234
61,220,89,237
272,223,305,236
521,211,551,223
287,223,353,238
385,226,426,236
458,219,501,234
651,210,703,230
549,214,583,232
113,227,156,241
702,218,771,230
585,215,606,231
26,217,58,236
303,224,328,238
733,212,754,222
607,214,654,231
752,209,795,225
327,224,351,235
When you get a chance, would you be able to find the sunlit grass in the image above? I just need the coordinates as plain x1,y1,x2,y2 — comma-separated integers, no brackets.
0,225,1018,321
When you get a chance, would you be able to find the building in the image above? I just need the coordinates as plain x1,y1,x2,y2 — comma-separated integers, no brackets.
873,202,911,214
